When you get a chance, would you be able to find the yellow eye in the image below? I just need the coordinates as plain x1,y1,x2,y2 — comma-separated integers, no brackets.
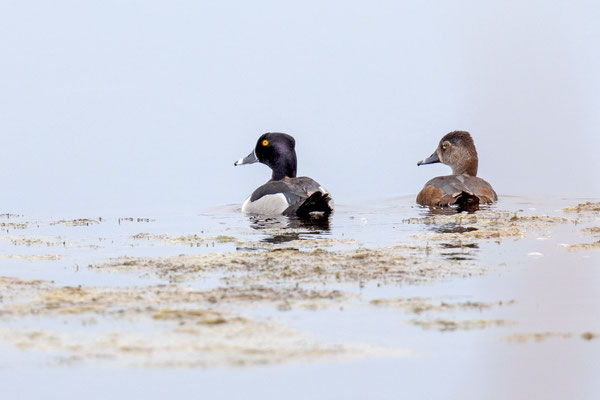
262,140,269,146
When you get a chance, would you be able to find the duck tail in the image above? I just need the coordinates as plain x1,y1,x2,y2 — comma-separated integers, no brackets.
440,191,480,210
293,191,334,217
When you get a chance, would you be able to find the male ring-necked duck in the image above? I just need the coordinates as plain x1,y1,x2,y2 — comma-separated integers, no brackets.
234,133,334,216
416,131,497,207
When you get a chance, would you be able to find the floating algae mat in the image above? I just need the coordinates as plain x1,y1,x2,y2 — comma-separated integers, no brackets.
0,197,599,397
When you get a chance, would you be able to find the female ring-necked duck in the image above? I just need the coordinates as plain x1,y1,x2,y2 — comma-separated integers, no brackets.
416,131,497,207
234,132,334,216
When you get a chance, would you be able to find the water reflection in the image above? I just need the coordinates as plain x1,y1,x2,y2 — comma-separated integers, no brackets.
434,224,478,234
421,204,480,216
246,213,331,244
438,242,479,261
416,205,487,261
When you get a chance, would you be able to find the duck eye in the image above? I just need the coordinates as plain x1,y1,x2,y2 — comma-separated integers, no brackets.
442,141,450,150
262,140,269,147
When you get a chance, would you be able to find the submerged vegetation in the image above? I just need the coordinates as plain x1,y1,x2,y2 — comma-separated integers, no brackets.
0,200,598,368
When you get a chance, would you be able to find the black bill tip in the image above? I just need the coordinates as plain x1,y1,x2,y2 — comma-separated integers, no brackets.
417,151,440,166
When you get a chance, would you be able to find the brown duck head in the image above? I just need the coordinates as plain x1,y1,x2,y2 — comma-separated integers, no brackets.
417,130,479,176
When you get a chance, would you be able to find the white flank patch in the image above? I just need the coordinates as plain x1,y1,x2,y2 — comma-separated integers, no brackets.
241,194,290,215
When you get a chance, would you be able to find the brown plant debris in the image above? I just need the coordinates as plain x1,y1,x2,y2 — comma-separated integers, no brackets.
505,332,573,343
51,218,102,227
410,318,514,332
92,245,484,285
567,240,600,252
564,202,600,213
370,297,514,314
0,277,407,368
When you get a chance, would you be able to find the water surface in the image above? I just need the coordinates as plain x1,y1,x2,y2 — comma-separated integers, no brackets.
1,196,599,399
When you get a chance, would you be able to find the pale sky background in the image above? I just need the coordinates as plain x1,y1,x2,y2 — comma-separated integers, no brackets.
1,1,599,214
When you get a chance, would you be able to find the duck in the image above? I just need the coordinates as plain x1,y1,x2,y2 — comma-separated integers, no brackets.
416,131,497,208
234,132,334,216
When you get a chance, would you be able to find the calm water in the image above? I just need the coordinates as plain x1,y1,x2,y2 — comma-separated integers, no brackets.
1,196,599,399
1,2,599,398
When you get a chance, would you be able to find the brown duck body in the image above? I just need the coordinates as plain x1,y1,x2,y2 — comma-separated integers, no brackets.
417,174,497,207
416,131,497,208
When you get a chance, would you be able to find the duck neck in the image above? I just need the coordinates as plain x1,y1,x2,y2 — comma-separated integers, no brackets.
452,158,478,176
270,157,297,181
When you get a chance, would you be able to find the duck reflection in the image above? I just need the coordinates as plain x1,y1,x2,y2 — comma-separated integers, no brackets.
418,207,484,261
422,203,481,216
437,242,480,261
246,213,331,244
